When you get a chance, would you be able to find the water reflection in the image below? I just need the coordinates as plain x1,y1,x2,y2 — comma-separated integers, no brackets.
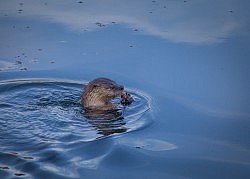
83,108,128,136
0,0,248,44
1,1,250,178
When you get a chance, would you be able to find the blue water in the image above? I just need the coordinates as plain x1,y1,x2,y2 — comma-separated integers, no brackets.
1,0,250,178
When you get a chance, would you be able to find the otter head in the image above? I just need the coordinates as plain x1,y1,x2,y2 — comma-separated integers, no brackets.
82,78,124,110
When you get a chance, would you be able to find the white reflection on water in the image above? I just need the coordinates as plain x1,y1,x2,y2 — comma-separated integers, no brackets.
165,91,250,119
0,60,17,71
118,137,177,151
0,0,248,44
71,155,105,170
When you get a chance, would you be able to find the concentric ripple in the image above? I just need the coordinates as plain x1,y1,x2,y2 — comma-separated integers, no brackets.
0,78,151,146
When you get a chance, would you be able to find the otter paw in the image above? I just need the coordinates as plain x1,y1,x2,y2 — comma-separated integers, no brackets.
121,92,133,106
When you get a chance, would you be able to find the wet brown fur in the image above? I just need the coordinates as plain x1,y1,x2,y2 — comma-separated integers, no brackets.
81,78,124,110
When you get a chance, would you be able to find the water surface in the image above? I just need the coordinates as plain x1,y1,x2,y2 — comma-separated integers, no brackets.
1,0,250,178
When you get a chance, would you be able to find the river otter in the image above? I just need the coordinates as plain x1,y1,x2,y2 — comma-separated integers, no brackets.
81,78,133,136
81,78,133,111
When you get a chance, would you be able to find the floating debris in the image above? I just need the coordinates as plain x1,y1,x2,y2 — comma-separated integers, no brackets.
41,138,56,143
95,22,105,27
20,67,27,71
14,173,26,177
9,152,18,155
15,60,22,65
0,166,10,170
23,156,34,160
19,2,24,6
78,1,83,3
38,48,43,51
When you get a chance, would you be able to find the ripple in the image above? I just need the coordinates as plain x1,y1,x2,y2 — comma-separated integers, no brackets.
0,78,151,147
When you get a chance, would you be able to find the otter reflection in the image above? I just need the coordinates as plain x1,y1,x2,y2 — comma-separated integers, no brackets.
81,78,133,136
83,108,127,136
